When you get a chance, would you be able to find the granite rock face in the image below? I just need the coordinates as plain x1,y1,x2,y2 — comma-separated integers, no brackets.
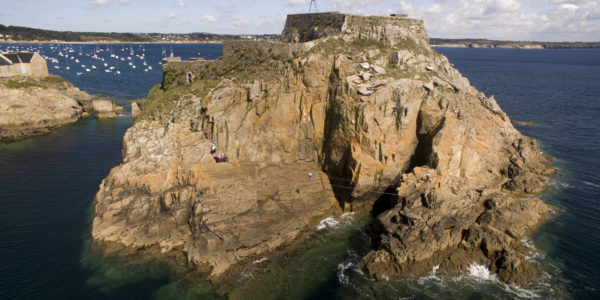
131,102,142,118
92,99,124,118
92,13,554,284
0,76,89,141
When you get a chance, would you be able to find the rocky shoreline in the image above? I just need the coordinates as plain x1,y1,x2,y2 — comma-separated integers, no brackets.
0,75,91,141
0,75,132,141
91,13,555,286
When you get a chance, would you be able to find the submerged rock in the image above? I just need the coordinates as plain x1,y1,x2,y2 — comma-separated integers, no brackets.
92,12,554,285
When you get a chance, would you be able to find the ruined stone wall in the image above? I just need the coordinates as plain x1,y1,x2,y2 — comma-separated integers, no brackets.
342,15,429,47
222,40,295,59
281,12,346,43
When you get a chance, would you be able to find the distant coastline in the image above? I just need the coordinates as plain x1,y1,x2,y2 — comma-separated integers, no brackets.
0,40,225,44
2,24,599,49
0,24,278,44
430,38,600,49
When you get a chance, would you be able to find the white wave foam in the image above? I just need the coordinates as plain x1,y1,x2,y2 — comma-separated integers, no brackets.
337,261,354,285
547,178,574,189
521,237,545,262
432,264,440,276
239,268,254,281
466,264,541,298
467,264,496,281
252,257,268,264
418,264,442,285
316,212,355,230
316,217,340,230
501,283,541,298
581,180,600,189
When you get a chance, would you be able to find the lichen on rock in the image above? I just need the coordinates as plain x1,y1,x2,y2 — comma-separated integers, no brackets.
92,13,554,285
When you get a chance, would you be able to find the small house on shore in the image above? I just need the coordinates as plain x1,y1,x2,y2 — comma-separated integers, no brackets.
0,51,48,77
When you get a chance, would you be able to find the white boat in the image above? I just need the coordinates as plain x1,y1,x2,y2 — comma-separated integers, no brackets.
85,68,90,72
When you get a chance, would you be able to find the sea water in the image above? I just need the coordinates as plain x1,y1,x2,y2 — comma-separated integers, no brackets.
0,44,598,299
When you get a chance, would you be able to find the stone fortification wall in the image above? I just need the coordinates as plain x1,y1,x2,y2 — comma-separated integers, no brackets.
280,12,429,47
342,15,429,47
222,40,296,59
281,12,346,43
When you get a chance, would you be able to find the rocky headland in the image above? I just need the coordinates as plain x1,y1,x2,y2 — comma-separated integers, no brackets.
91,12,554,286
0,75,91,141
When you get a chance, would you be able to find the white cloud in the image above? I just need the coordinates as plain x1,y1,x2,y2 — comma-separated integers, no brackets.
560,3,579,10
202,14,217,23
549,0,589,3
482,0,521,14
216,1,238,12
288,0,310,4
167,12,177,19
426,3,444,14
177,0,185,7
89,0,110,5
329,0,381,10
231,15,248,27
117,0,130,4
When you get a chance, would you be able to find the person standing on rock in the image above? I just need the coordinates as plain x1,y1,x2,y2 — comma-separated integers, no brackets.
392,152,396,161
308,172,313,181
392,106,398,116
190,119,195,131
211,142,217,154
426,171,431,182
171,114,175,123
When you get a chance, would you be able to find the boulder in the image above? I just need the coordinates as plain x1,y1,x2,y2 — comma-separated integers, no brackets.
92,100,117,118
371,65,386,75
131,102,142,118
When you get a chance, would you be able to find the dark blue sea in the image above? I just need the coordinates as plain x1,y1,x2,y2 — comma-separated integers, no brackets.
0,43,598,299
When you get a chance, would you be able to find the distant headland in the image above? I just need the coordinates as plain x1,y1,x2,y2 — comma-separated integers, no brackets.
430,38,600,49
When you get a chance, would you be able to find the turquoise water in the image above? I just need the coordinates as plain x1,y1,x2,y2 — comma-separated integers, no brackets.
0,44,598,299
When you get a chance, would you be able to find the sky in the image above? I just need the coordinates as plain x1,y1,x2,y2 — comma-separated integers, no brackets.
1,0,599,42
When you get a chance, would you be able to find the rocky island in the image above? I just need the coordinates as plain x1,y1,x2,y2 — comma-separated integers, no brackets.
0,75,92,141
91,12,554,286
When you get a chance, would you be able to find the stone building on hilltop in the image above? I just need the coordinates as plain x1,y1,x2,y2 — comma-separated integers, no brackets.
0,51,48,77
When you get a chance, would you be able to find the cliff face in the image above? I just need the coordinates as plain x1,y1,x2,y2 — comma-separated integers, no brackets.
0,75,89,141
92,14,553,284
